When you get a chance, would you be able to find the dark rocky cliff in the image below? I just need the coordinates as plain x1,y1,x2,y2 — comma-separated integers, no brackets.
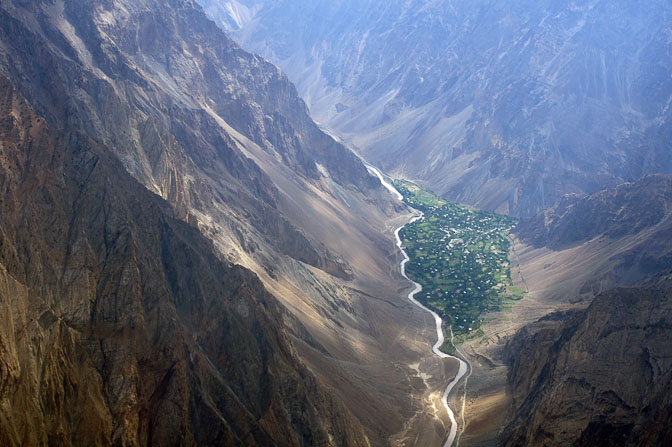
500,273,672,447
0,74,369,446
487,176,672,446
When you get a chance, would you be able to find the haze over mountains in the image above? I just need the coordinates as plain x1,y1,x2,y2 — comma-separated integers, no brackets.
202,0,672,216
0,0,671,446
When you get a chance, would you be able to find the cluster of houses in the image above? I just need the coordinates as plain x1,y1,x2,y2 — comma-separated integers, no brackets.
401,200,517,336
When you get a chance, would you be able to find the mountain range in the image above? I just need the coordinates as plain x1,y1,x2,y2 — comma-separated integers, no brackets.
0,0,460,445
201,0,672,217
1,0,671,446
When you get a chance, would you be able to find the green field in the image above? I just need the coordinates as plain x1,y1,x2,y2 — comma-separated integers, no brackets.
395,180,521,344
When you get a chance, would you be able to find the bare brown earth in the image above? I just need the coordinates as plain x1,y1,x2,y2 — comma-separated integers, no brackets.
204,100,462,445
458,176,672,446
0,0,460,444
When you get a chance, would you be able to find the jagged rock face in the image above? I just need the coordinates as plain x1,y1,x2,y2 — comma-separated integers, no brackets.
0,0,378,280
0,75,369,446
201,0,672,217
516,174,672,249
0,1,455,446
501,273,672,447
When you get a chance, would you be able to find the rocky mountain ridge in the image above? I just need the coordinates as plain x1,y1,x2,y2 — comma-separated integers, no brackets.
516,174,672,249
0,74,368,446
501,273,672,446
496,177,672,447
201,0,672,217
0,0,458,445
0,0,378,276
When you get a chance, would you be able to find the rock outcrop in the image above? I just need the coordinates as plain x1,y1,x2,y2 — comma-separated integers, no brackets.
496,178,672,446
0,74,369,446
501,273,672,447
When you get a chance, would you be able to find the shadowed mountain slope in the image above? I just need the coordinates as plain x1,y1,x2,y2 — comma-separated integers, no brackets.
0,0,458,445
516,174,672,249
501,273,672,447
0,74,369,447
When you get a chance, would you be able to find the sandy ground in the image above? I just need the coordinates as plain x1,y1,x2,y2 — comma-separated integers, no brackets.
198,113,468,445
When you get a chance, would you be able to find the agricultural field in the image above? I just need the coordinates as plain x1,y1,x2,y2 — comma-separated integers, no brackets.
394,180,522,344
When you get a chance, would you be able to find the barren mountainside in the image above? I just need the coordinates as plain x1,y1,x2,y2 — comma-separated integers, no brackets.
457,175,672,447
512,174,672,299
516,174,672,249
501,273,672,447
0,75,368,446
0,0,459,445
202,0,672,217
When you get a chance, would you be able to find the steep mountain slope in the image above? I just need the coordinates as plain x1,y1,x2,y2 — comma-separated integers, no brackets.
0,74,368,447
201,0,672,217
513,174,672,303
501,273,672,447
0,0,459,445
0,0,376,274
456,175,672,446
517,174,672,249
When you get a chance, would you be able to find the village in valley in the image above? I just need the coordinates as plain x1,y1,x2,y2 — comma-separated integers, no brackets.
394,180,523,347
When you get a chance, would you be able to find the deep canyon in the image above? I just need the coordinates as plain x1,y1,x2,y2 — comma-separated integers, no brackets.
0,1,671,446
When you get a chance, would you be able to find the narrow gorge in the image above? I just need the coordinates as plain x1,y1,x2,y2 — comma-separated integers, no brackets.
1,1,671,446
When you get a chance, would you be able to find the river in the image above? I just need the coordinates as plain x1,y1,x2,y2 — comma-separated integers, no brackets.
367,165,471,447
